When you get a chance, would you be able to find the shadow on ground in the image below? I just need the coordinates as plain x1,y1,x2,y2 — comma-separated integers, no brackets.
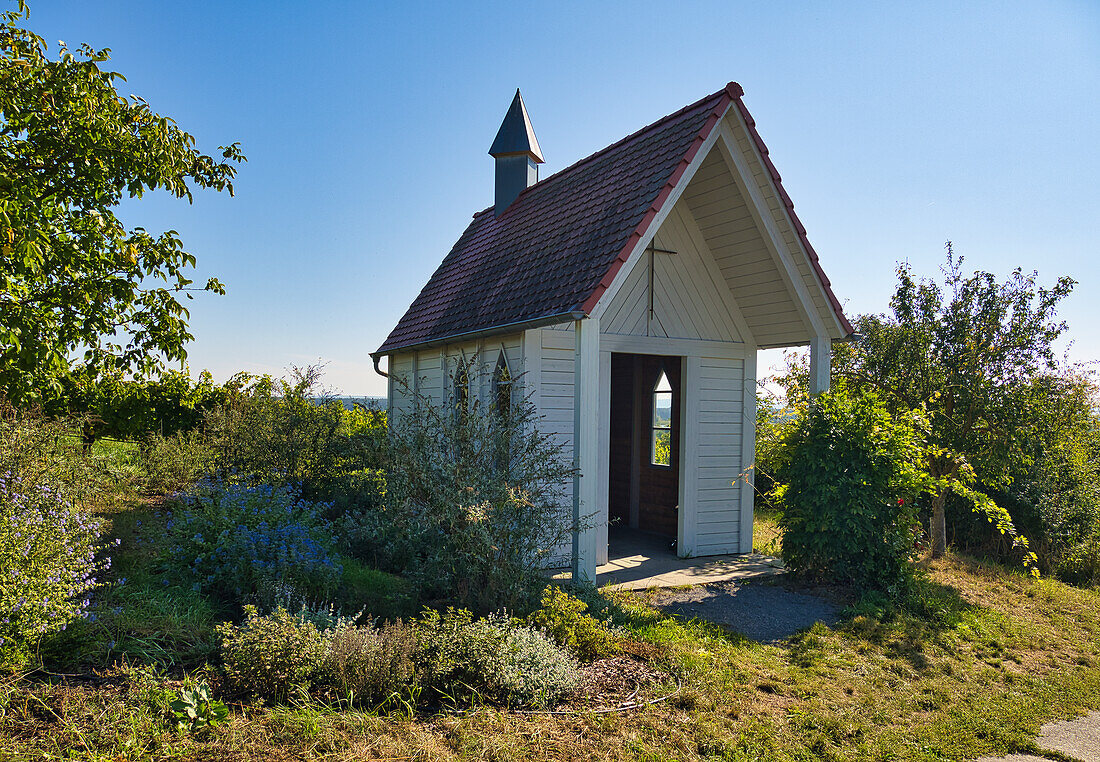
651,581,842,644
649,573,976,656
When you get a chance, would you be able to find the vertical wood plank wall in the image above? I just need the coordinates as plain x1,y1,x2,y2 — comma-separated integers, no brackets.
600,201,743,344
536,327,579,566
694,354,745,556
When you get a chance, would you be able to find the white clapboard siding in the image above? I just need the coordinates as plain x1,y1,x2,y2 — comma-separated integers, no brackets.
524,327,577,567
600,199,744,344
414,350,444,406
538,328,576,461
388,353,416,421
694,355,744,556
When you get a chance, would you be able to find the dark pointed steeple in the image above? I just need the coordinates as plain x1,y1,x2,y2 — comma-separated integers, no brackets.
490,89,544,161
489,90,544,214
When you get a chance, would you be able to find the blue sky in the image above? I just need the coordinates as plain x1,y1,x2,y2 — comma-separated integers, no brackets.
25,1,1100,395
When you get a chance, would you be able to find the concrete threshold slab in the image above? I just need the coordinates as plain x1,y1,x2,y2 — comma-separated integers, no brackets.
551,531,785,590
594,551,784,590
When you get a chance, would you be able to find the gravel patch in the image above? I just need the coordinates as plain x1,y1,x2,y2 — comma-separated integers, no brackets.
653,580,840,643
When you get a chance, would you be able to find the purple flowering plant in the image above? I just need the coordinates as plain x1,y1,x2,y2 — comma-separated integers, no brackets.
1,472,111,668
160,478,341,606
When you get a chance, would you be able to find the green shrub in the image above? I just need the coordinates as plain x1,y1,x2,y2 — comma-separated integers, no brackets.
357,361,577,614
527,585,619,661
160,479,341,607
414,607,488,699
415,608,579,708
753,391,792,513
139,429,213,493
58,368,226,442
217,605,329,701
1055,538,1100,587
219,603,422,707
322,620,419,704
773,384,927,593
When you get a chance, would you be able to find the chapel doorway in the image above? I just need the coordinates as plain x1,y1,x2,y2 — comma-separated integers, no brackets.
608,353,681,542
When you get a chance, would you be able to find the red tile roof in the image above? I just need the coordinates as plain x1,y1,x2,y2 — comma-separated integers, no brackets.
375,83,850,356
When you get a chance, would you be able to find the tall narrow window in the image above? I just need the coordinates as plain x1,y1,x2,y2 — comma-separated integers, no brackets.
452,362,469,421
651,370,672,467
492,352,512,424
492,352,513,472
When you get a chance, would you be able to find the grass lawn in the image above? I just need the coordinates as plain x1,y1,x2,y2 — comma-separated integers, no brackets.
4,502,1100,761
752,507,783,557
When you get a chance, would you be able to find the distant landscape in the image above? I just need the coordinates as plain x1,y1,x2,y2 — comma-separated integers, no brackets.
323,395,387,410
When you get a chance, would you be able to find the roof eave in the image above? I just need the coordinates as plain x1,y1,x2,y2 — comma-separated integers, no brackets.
372,309,586,360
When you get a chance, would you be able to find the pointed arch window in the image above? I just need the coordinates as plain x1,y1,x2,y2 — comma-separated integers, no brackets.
651,370,672,467
451,358,470,422
492,350,516,474
492,351,513,425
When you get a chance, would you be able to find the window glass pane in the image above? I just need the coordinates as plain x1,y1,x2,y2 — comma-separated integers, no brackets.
652,378,672,466
652,428,671,466
652,390,672,429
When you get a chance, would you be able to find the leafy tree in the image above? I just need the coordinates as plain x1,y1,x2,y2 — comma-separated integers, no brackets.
792,245,1074,559
0,2,243,403
997,372,1100,581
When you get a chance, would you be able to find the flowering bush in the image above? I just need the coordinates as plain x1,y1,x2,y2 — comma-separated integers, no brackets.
773,384,927,593
0,473,111,670
161,479,341,606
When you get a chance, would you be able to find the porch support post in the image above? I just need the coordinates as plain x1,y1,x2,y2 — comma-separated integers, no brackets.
739,349,758,553
596,349,611,565
808,336,831,395
572,316,600,583
677,355,701,558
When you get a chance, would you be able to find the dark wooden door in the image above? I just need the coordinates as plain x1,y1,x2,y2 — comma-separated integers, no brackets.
608,354,634,527
637,356,680,537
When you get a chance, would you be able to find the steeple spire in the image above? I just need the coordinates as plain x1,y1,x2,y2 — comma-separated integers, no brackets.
489,89,544,214
489,89,544,162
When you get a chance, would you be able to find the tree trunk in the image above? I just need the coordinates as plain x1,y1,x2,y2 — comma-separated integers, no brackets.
930,491,948,558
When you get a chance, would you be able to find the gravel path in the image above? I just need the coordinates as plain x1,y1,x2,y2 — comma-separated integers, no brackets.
652,580,840,643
